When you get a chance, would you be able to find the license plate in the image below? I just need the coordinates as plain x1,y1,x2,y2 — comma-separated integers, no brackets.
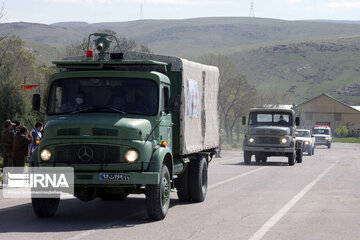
100,173,130,181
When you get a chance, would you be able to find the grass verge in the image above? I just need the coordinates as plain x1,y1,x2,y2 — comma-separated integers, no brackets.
333,137,360,143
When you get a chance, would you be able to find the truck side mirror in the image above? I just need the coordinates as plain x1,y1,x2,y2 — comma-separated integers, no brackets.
32,94,41,111
295,117,300,126
169,95,180,112
242,116,246,125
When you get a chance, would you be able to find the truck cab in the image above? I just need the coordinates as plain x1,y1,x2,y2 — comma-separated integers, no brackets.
31,33,220,220
242,108,303,166
313,125,332,148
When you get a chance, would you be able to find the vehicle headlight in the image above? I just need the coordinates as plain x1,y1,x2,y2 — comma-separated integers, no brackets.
40,149,52,161
304,141,310,145
124,150,139,163
325,137,330,140
280,137,288,144
249,137,255,143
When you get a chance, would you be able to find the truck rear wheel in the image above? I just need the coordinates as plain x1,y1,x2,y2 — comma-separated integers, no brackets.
146,165,170,220
174,165,191,202
288,152,295,166
244,151,251,164
189,156,208,202
32,197,60,218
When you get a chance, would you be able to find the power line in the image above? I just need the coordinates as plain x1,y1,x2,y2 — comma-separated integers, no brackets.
249,1,255,18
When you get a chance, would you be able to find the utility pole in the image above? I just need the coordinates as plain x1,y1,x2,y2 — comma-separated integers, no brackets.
249,1,255,18
139,2,143,20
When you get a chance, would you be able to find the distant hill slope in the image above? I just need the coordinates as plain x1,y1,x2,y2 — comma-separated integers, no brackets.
1,17,360,105
4,17,360,57
231,37,360,105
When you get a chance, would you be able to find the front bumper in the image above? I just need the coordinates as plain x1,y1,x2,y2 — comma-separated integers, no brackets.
74,171,160,185
243,146,294,153
302,144,311,152
315,140,331,146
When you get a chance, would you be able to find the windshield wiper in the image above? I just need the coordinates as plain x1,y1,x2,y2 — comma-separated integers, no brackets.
69,106,128,115
69,107,97,114
99,106,128,115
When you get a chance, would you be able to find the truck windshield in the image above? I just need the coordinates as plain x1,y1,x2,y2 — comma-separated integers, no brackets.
249,112,292,127
313,129,330,135
296,131,310,137
47,77,158,116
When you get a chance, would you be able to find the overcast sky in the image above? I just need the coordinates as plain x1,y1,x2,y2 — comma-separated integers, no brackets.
3,0,360,24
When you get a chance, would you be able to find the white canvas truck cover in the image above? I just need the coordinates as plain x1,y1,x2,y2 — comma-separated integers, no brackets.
122,52,220,154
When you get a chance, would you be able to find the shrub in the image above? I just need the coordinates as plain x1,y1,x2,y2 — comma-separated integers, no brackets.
336,125,349,137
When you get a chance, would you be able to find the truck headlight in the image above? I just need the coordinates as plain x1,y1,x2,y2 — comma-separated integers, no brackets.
304,141,310,145
280,137,288,144
125,150,139,163
249,137,255,143
40,149,52,161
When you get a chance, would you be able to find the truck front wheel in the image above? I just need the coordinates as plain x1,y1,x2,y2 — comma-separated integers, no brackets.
296,149,303,163
288,152,295,166
244,151,251,164
32,197,60,218
189,156,208,202
146,165,171,220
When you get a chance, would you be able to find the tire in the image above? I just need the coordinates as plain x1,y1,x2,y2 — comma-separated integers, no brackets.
312,147,315,155
288,152,295,166
146,165,171,220
261,156,267,163
32,197,60,218
174,165,191,202
328,144,331,149
244,151,251,165
307,150,312,156
296,149,303,163
189,156,208,202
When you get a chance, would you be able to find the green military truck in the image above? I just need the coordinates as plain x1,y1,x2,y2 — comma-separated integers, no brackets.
242,108,303,166
31,33,220,220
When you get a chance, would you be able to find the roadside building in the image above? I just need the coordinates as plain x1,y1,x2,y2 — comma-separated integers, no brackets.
295,94,360,134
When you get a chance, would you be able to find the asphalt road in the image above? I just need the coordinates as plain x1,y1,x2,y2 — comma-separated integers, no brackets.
0,142,359,240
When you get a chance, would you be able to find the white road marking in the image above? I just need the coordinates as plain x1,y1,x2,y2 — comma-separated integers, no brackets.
248,160,339,240
209,167,269,189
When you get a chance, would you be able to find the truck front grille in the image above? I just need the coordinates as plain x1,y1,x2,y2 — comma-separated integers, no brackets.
257,136,280,144
54,144,121,164
315,136,326,142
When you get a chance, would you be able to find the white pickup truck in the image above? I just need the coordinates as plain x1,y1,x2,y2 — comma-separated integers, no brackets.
295,129,315,155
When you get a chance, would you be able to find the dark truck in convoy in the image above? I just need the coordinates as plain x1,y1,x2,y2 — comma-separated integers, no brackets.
31,33,220,220
242,108,303,166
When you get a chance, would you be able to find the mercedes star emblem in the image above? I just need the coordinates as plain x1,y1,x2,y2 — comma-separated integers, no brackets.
78,146,94,162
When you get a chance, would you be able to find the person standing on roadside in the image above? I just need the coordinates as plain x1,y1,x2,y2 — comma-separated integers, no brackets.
1,120,16,168
13,121,21,133
30,122,43,153
12,126,33,167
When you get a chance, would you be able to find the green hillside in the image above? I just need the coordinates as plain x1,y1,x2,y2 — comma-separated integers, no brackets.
231,37,360,105
1,17,360,105
4,17,360,57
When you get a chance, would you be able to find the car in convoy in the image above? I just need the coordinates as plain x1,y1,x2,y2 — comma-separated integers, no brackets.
242,108,303,166
313,125,332,148
295,129,315,155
